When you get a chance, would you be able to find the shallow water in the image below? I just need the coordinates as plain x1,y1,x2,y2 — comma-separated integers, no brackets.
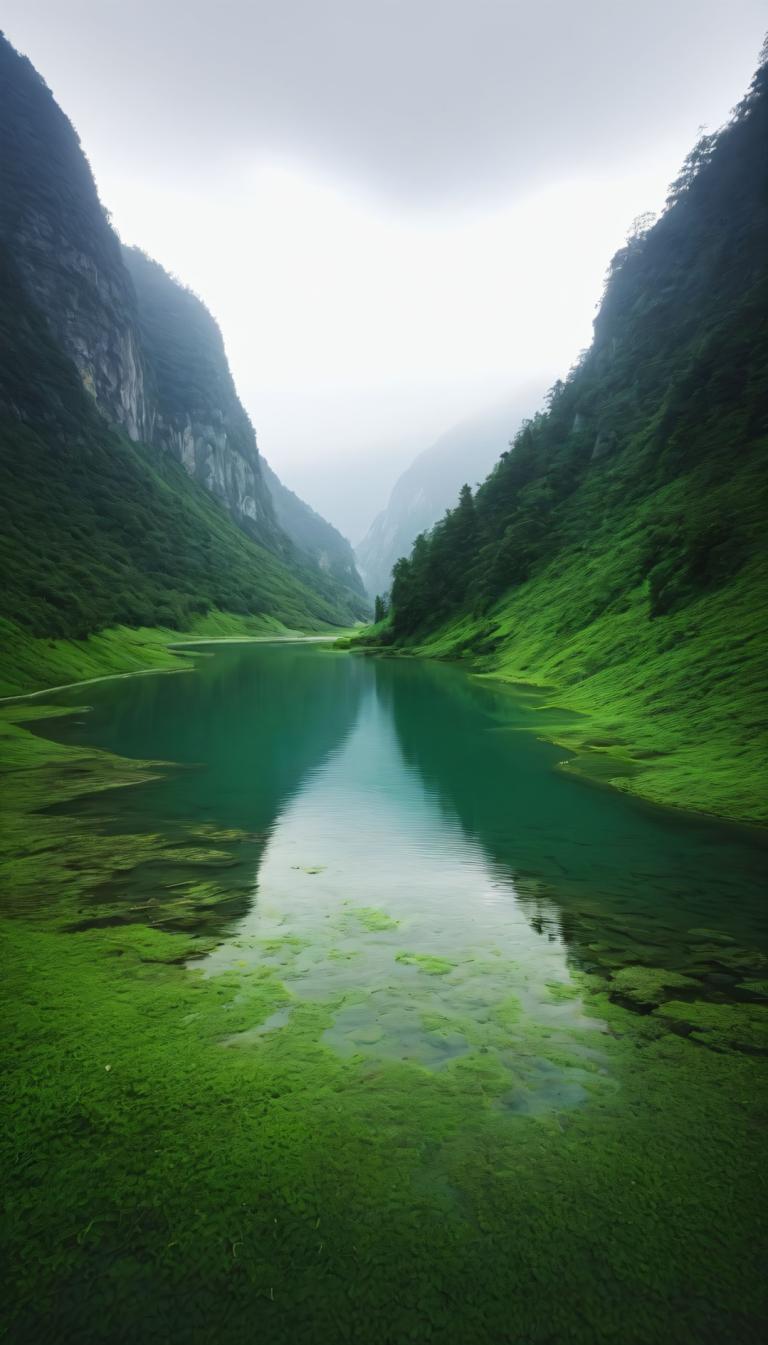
18,640,768,1341
47,641,767,1078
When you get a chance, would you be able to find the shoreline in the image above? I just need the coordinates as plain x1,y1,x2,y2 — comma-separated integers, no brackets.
345,642,768,832
3,626,764,833
0,632,339,705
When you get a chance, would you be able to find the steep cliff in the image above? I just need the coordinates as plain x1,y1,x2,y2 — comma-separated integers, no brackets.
0,241,363,644
375,50,768,823
356,400,537,598
0,36,149,440
0,31,367,665
120,246,278,543
123,245,367,606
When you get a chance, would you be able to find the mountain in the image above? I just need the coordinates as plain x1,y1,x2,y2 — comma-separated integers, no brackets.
120,245,278,544
122,246,367,604
0,37,149,443
0,33,366,681
356,399,538,598
259,456,366,597
374,50,768,824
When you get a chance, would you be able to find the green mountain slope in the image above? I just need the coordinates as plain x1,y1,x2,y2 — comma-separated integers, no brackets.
0,245,362,649
374,52,768,824
0,32,366,693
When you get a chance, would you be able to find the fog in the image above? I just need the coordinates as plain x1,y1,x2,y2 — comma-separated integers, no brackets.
3,1,764,539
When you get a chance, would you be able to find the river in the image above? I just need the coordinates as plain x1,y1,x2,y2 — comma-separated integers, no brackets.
18,639,768,1343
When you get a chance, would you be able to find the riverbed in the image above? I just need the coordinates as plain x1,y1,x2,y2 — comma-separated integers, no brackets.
4,639,767,1343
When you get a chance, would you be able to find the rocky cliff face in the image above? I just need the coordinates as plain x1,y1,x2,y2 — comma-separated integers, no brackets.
0,34,276,541
0,36,149,440
122,245,279,542
124,245,367,603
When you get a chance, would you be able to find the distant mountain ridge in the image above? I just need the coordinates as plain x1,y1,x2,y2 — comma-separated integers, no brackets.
260,457,365,597
356,399,539,598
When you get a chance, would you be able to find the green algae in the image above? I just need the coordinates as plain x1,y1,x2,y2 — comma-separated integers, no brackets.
395,951,457,975
609,965,700,1009
2,686,768,1343
346,905,399,932
654,1000,768,1054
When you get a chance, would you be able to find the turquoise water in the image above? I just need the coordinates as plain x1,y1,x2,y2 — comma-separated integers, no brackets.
18,639,768,1342
49,640,767,1064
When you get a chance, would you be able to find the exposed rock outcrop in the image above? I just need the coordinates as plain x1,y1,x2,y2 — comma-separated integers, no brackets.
0,37,149,440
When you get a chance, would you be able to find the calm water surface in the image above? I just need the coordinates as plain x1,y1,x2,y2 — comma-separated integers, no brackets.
47,640,767,1092
28,638,768,1341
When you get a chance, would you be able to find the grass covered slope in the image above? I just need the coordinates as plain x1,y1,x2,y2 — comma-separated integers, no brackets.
404,506,767,824
377,52,768,825
0,613,302,700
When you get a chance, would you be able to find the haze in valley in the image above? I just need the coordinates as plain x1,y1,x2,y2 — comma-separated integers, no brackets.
4,0,763,539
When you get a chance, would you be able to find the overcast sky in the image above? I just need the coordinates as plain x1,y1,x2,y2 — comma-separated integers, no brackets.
3,2,765,539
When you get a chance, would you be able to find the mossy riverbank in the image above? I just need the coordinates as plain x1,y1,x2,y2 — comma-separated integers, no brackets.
346,544,768,828
0,611,344,699
2,676,767,1343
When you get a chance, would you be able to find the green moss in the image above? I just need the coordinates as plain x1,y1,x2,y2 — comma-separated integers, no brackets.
738,979,768,999
654,1000,768,1053
2,706,767,1342
545,980,581,1002
395,951,457,975
0,613,320,699
609,966,700,1009
347,906,400,932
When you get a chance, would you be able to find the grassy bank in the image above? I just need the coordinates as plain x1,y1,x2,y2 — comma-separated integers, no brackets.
0,611,327,699
353,541,768,827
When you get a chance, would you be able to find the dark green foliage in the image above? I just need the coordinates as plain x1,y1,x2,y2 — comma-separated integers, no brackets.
388,53,768,641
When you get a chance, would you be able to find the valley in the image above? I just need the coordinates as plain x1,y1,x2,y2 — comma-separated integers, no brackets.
1,19,767,1345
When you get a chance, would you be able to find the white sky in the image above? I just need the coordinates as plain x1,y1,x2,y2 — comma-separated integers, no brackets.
2,2,765,539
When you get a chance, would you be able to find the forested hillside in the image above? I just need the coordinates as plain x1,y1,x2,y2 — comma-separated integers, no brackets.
0,32,365,693
356,400,536,600
0,245,362,642
373,51,768,823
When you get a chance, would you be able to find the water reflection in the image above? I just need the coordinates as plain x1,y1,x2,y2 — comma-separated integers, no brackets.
198,671,606,1107
378,654,768,969
45,642,366,933
47,641,767,1067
